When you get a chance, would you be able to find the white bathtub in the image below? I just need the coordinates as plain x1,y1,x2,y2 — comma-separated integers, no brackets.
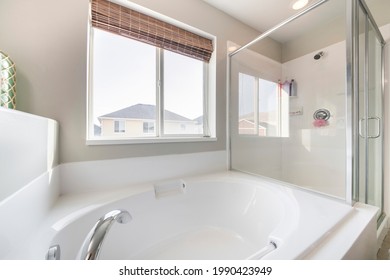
40,171,374,260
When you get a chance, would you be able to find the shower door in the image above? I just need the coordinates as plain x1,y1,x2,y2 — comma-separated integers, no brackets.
355,0,385,222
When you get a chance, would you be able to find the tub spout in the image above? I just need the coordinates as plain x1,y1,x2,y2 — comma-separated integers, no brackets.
78,209,132,260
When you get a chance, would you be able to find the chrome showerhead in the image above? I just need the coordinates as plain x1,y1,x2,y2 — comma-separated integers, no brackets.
314,51,324,60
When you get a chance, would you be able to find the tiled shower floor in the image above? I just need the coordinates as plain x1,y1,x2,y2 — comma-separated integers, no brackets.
377,228,390,260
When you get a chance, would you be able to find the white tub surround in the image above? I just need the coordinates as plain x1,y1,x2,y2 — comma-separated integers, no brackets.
0,108,59,259
59,150,227,195
304,202,379,260
0,107,58,201
33,172,377,260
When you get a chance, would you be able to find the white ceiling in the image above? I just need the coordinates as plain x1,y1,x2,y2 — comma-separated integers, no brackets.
201,0,380,43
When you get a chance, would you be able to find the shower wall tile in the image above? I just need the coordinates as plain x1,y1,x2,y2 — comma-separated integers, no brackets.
231,137,283,180
229,45,284,179
281,41,346,198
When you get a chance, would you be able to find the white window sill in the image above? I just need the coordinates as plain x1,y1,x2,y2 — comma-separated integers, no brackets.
86,136,217,146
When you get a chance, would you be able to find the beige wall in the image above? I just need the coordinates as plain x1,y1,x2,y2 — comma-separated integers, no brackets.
0,0,281,163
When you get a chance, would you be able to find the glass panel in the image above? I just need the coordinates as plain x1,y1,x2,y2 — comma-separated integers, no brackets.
357,5,367,203
163,50,204,135
258,78,289,137
366,19,383,216
258,78,280,137
238,73,257,135
229,0,347,198
356,3,384,219
92,28,156,138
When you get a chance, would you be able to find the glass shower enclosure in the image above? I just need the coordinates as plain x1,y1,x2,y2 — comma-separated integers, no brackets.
228,0,386,223
352,0,386,221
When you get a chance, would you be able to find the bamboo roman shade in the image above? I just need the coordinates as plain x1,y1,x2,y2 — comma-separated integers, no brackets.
91,0,214,63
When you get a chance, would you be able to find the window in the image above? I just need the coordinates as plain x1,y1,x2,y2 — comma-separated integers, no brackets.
114,120,125,133
143,122,155,134
238,73,289,137
87,0,215,144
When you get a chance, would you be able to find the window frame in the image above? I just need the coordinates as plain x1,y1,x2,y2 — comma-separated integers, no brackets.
86,1,217,145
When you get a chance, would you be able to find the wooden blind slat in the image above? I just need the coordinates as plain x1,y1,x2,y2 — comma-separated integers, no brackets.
91,0,214,63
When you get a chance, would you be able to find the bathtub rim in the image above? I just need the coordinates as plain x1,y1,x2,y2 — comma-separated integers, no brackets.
50,171,353,259
50,171,299,260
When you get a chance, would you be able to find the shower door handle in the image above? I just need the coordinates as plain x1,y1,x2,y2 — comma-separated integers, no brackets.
367,117,381,139
358,117,381,139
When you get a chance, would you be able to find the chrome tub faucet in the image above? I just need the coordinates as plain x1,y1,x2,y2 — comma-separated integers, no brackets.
78,209,132,260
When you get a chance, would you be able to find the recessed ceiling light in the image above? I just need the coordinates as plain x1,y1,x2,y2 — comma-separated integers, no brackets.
292,0,309,10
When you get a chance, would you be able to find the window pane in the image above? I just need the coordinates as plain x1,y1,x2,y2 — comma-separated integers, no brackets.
258,78,279,137
163,50,204,135
143,121,155,134
238,73,257,135
92,28,156,138
114,120,125,133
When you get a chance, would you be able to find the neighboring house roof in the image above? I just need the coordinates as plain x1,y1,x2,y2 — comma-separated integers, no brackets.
239,112,278,125
239,119,266,129
193,115,203,124
99,104,192,122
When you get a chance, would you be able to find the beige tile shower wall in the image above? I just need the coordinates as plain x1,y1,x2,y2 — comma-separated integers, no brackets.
281,41,347,198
